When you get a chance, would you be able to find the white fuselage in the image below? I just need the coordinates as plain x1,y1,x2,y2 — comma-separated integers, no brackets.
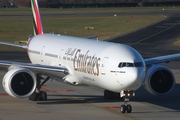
27,34,146,93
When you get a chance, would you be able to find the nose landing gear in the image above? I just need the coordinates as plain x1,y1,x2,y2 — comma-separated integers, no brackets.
120,98,132,113
120,91,135,113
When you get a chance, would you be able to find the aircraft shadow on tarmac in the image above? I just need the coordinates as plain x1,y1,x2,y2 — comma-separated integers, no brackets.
37,84,180,112
37,95,123,105
131,83,180,112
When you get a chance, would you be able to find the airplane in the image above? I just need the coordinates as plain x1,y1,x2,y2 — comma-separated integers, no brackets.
0,0,180,113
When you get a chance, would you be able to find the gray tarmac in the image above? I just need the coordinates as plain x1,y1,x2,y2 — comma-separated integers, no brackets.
0,11,180,120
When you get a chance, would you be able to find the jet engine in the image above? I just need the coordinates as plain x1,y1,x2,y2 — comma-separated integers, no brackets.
2,68,36,98
144,65,175,96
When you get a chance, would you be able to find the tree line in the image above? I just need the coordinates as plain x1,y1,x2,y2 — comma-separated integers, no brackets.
2,0,180,8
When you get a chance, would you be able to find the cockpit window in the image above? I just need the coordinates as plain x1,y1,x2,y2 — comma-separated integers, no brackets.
134,62,143,67
126,63,134,67
118,62,143,68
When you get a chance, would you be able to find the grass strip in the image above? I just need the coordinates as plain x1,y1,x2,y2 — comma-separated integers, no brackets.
0,9,165,51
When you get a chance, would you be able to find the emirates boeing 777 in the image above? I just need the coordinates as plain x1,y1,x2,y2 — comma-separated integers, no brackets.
0,0,180,113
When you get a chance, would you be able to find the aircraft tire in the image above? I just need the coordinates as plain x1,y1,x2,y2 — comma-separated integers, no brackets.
29,92,38,101
120,105,126,113
39,91,47,101
127,104,132,113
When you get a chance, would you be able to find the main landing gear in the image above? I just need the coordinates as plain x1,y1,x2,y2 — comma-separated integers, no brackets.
29,74,51,101
104,90,135,113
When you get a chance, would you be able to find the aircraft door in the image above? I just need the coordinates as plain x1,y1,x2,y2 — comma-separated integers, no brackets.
40,45,49,64
57,49,63,66
101,57,109,75
40,46,45,63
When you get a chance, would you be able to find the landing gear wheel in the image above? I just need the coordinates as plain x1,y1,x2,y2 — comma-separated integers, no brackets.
39,91,47,101
127,104,132,113
29,91,47,101
29,75,51,101
29,92,38,101
120,105,126,113
120,104,132,113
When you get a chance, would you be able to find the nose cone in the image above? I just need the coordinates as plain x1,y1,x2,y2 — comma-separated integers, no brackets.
128,68,145,90
128,69,138,82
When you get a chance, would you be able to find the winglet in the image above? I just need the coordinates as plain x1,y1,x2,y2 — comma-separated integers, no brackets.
31,0,43,35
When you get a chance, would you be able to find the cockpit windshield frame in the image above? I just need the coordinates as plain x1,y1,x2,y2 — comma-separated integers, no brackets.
118,62,143,68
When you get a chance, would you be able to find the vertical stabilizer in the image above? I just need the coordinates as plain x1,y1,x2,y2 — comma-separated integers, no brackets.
31,0,43,35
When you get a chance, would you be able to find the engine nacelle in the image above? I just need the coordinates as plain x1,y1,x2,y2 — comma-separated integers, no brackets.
2,68,37,98
144,65,175,96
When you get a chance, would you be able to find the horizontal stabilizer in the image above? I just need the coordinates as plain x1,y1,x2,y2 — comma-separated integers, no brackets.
0,41,27,49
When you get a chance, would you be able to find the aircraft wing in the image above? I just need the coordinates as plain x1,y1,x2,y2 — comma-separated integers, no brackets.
85,36,98,39
0,41,27,49
144,53,180,65
0,60,69,79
